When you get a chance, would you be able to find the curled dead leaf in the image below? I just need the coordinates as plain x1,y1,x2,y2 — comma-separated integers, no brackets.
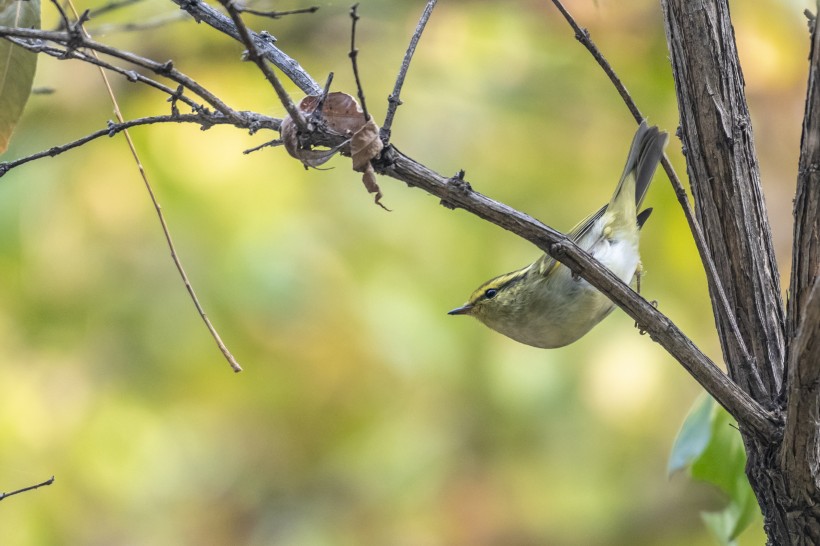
311,92,367,135
350,118,388,210
280,114,346,168
279,93,388,209
280,92,365,168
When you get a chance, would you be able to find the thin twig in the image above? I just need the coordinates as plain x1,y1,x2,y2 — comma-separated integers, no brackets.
0,476,55,501
381,0,437,141
234,5,319,19
348,3,370,121
6,35,205,111
0,112,277,175
243,138,282,154
218,0,308,132
0,25,241,120
547,0,756,381
170,0,321,95
372,145,780,440
65,1,243,372
314,72,334,113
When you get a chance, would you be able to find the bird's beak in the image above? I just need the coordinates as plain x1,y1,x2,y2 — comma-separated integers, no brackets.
447,303,473,316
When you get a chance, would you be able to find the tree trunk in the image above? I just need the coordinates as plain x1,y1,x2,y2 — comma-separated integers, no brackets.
662,0,820,543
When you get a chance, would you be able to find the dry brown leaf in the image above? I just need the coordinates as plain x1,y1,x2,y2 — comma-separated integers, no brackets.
350,118,388,210
280,93,389,209
317,92,367,135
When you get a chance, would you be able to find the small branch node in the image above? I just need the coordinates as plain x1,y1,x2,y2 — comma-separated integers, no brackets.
258,30,277,43
159,60,175,75
167,84,185,116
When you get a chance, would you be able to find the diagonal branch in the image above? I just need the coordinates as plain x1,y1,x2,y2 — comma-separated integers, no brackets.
548,0,754,381
217,0,306,132
169,0,321,95
5,35,205,111
190,0,778,437
372,145,779,439
0,26,241,120
0,476,54,501
0,113,279,177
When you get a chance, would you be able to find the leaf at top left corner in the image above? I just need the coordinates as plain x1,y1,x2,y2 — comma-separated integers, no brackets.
0,0,40,155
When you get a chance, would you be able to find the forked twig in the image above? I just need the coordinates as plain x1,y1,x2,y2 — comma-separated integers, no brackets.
348,3,370,121
0,476,55,501
548,0,756,382
382,0,438,141
219,0,308,132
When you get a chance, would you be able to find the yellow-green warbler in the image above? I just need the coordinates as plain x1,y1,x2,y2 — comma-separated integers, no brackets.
448,122,668,348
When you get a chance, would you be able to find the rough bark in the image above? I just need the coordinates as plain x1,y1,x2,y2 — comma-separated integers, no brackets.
788,10,820,348
777,6,820,545
662,0,820,543
661,0,785,402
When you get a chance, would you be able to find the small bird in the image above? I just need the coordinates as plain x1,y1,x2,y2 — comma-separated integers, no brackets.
448,122,668,348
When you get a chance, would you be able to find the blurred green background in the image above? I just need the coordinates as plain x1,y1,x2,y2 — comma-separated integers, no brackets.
0,0,810,544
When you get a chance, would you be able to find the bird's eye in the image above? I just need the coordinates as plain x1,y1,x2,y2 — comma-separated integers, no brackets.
484,288,498,299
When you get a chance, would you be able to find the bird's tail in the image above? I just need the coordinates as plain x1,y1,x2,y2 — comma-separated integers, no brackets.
609,121,668,224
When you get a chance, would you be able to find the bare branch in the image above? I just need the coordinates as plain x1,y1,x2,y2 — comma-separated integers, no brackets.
169,0,321,96
548,0,755,383
243,138,282,154
373,144,779,440
5,35,205,112
217,0,307,133
0,477,55,501
381,0,437,141
0,25,241,120
347,4,370,121
0,113,276,177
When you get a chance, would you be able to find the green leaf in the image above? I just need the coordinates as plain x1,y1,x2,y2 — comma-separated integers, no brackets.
670,396,761,544
668,394,715,476
690,404,748,498
0,0,40,154
701,509,739,546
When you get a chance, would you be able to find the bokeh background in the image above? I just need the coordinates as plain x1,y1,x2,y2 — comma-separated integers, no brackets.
0,0,810,544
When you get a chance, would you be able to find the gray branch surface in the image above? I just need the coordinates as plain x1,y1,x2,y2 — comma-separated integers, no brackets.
170,0,322,96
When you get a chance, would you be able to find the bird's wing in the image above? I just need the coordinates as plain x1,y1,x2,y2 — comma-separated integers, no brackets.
535,204,608,276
